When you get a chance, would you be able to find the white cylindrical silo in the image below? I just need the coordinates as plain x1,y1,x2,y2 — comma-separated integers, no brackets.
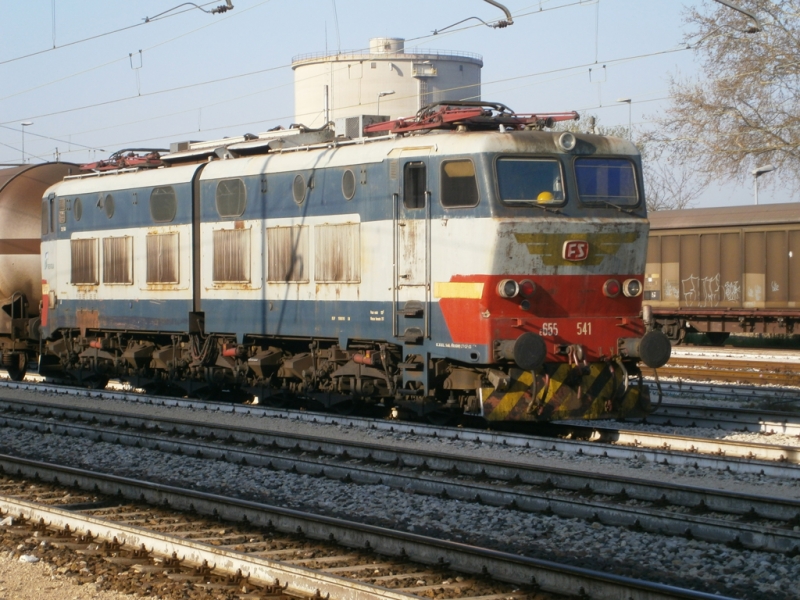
292,38,482,127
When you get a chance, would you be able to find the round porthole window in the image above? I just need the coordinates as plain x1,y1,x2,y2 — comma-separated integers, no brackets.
74,197,83,221
292,174,306,204
342,169,356,200
104,194,115,218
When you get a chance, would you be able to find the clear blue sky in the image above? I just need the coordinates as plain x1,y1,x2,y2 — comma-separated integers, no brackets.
0,0,785,206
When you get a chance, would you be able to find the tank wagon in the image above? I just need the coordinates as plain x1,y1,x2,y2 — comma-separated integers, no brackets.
35,102,669,422
645,203,800,344
0,163,77,378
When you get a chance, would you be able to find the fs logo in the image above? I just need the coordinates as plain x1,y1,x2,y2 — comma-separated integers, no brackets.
562,240,589,261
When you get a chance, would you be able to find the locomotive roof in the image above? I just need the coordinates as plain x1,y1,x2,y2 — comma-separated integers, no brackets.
648,202,800,230
50,127,640,197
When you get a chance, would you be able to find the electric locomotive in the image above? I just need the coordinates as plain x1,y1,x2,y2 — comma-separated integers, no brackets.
37,102,670,421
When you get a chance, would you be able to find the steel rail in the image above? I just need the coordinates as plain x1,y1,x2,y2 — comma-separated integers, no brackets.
0,454,737,600
653,365,800,387
2,390,800,478
3,410,799,554
636,402,800,436
585,426,800,463
6,383,800,473
644,378,800,404
4,401,800,545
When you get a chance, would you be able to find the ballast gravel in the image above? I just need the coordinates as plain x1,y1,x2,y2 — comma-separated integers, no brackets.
0,385,799,599
0,549,151,600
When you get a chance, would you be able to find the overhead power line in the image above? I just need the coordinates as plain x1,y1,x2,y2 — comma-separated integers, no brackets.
0,1,230,68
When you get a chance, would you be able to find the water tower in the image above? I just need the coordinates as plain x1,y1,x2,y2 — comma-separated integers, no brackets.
292,37,483,126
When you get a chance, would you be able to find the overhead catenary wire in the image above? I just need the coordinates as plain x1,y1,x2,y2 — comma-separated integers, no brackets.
1,1,686,163
0,0,271,103
21,44,690,164
0,0,637,130
0,0,231,68
2,40,689,158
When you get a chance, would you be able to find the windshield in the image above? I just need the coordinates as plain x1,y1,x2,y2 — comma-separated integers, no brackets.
496,158,564,205
575,157,639,206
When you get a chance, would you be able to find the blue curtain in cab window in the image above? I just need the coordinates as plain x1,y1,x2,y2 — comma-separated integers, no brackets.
575,158,638,205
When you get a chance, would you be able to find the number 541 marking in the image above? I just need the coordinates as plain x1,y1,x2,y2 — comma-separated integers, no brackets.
577,322,592,335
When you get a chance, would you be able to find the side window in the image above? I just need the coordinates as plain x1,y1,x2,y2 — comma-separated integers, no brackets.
315,223,360,283
150,186,177,223
267,226,308,282
42,200,49,236
146,233,179,284
71,238,98,285
403,162,426,209
104,194,115,219
213,228,251,283
102,236,133,284
215,178,247,217
342,169,356,200
441,159,479,208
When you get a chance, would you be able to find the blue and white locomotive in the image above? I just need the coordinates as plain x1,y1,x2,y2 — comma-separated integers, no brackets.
36,102,670,421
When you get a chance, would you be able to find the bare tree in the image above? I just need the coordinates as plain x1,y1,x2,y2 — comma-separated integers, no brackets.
638,142,704,211
652,0,800,191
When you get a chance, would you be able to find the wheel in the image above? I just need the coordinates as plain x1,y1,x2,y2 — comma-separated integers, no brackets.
5,352,27,382
425,409,457,426
331,399,356,415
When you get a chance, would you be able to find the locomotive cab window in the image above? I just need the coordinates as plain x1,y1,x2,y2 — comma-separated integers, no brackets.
496,158,564,205
149,186,177,222
575,157,638,207
403,162,426,209
215,178,247,217
441,160,479,208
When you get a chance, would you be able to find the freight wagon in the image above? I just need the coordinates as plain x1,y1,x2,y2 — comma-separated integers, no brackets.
645,203,800,344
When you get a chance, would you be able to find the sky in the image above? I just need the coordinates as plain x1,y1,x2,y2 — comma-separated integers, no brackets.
0,0,788,207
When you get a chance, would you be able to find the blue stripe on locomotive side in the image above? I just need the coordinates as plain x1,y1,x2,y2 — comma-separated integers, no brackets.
55,183,195,234
51,299,192,332
197,298,489,363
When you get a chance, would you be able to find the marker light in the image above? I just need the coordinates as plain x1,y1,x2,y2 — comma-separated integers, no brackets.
603,279,621,298
497,279,520,299
623,279,642,297
519,279,536,297
558,132,576,152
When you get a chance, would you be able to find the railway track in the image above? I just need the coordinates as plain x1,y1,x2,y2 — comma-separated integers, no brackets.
2,395,800,555
637,402,800,436
0,456,732,600
650,347,800,388
1,390,799,472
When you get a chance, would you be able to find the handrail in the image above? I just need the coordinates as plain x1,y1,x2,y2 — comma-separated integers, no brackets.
292,47,483,64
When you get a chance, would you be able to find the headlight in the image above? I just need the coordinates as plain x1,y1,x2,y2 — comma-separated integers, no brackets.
623,279,642,298
558,132,576,152
497,279,519,299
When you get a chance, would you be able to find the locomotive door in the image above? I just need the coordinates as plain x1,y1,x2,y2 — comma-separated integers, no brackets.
393,158,430,344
